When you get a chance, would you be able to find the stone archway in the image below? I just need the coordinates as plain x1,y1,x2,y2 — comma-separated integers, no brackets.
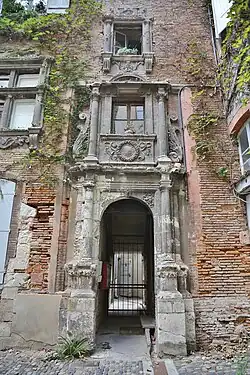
96,198,154,330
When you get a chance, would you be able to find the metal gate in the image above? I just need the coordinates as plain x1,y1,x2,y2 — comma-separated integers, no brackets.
108,236,147,316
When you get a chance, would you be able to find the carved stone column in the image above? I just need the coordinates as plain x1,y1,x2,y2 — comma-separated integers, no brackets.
157,87,169,162
143,20,150,53
102,17,113,73
32,91,43,127
156,255,187,356
81,181,94,259
104,17,113,52
85,84,100,164
64,180,97,342
0,95,11,127
173,190,181,262
160,177,173,259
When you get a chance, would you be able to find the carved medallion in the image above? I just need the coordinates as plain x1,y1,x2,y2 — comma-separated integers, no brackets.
118,141,139,162
105,140,152,162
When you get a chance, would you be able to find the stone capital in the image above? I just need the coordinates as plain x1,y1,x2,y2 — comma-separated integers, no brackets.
65,260,97,292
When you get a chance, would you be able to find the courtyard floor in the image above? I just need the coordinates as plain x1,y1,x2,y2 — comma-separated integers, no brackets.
0,343,249,374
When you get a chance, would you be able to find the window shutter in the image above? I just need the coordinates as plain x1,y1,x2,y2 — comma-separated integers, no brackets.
0,180,16,284
211,0,231,37
9,99,35,130
47,0,70,14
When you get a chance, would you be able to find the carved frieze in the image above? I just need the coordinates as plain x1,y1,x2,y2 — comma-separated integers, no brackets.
105,140,152,162
100,135,156,164
116,7,147,18
0,135,29,149
65,261,96,290
115,60,143,73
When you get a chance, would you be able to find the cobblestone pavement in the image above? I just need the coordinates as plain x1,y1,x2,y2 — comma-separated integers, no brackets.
0,349,145,375
174,353,250,375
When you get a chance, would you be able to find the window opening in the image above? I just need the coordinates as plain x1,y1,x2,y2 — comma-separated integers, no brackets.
238,120,250,173
17,74,39,87
0,75,9,88
112,101,145,134
9,99,36,130
0,68,41,129
114,24,142,55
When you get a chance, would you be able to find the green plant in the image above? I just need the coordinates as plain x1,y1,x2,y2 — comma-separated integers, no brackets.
236,355,249,375
54,333,94,359
0,0,101,187
117,47,138,55
219,0,250,108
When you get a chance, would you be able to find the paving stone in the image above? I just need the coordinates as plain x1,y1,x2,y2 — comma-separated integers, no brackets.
175,354,250,375
0,349,146,374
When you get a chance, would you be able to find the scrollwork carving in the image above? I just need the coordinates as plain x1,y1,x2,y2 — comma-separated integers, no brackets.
142,193,155,208
116,61,142,73
168,116,183,163
0,135,29,149
73,113,89,158
117,7,147,18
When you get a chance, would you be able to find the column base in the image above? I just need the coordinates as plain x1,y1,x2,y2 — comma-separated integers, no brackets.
156,291,187,357
84,155,99,166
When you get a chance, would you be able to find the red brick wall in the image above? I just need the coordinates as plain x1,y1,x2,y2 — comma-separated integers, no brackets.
25,185,56,291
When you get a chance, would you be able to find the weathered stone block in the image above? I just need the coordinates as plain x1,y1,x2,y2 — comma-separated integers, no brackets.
0,323,11,337
12,294,61,345
1,287,18,300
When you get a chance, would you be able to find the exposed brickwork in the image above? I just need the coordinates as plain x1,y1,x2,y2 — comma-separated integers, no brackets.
186,104,250,347
25,185,56,291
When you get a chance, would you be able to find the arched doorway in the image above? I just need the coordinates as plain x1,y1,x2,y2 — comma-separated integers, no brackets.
97,198,154,330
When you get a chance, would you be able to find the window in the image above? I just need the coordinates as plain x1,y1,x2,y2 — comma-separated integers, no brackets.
114,24,142,55
238,120,250,173
0,75,9,88
17,74,39,87
0,180,16,284
112,101,145,134
10,99,36,130
0,68,41,130
47,0,70,14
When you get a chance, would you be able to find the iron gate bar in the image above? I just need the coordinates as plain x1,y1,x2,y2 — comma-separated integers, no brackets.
108,238,147,316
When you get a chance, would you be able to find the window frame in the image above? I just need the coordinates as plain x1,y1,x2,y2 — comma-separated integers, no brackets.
112,101,145,134
0,65,43,131
113,23,143,56
238,120,250,174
